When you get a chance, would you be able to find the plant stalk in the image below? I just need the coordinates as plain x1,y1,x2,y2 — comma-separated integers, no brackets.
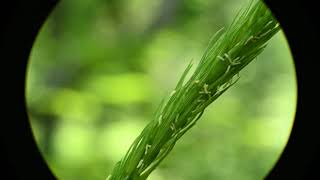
106,0,280,179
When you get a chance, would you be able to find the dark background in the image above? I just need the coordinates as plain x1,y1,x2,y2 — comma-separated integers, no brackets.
1,0,319,179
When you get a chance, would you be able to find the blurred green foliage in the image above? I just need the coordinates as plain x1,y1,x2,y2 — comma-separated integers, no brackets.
26,0,297,179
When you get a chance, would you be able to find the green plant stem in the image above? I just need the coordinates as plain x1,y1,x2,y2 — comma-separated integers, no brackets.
106,0,280,179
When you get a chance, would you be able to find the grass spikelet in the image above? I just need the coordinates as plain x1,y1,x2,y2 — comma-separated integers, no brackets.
106,0,280,179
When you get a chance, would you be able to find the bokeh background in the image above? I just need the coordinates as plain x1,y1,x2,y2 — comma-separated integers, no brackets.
26,0,297,179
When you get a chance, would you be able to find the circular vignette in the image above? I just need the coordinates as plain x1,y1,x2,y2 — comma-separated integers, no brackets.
0,0,319,180
263,0,320,179
1,0,58,179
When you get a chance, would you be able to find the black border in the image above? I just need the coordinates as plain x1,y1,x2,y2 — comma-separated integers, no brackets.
1,0,58,179
264,0,320,179
1,0,319,179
